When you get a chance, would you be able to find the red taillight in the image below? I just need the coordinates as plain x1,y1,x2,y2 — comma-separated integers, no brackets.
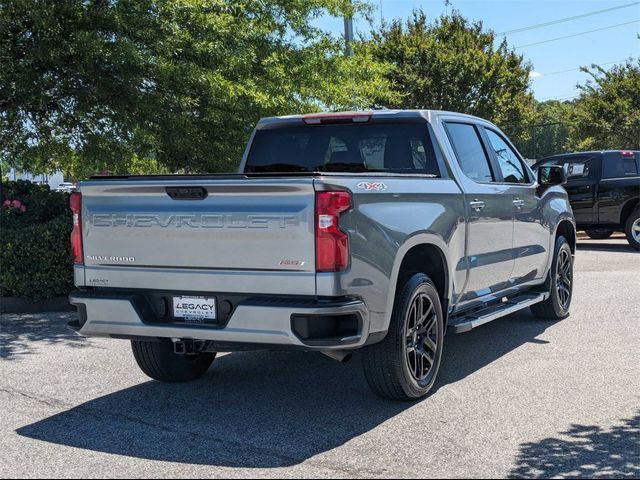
315,191,351,272
621,150,634,157
70,192,83,264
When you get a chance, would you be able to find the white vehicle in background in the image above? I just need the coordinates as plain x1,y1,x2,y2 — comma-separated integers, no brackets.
54,182,76,193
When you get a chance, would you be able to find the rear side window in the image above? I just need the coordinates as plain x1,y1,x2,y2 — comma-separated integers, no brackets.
445,123,494,182
484,129,529,184
245,123,442,175
602,153,639,178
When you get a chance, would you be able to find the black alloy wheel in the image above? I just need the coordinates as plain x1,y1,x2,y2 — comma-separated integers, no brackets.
555,247,572,310
404,292,439,383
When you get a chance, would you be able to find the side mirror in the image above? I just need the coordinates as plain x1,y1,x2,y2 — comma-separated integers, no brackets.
538,165,567,187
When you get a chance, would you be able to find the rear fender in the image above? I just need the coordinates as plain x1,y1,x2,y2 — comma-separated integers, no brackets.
381,233,452,334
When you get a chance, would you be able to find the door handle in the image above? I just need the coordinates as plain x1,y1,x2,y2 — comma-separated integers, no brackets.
469,200,485,211
513,198,525,209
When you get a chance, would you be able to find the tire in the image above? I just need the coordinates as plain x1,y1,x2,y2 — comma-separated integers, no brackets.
531,236,573,320
624,207,640,251
361,273,444,401
585,229,614,240
131,339,216,382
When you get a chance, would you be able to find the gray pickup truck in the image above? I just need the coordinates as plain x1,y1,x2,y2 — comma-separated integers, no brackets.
69,110,576,401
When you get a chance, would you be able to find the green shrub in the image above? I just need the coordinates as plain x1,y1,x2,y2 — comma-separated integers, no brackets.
0,181,73,300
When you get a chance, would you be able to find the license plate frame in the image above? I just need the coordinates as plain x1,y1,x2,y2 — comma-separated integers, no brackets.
172,296,217,324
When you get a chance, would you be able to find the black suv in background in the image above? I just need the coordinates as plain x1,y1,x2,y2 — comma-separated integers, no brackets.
533,150,640,250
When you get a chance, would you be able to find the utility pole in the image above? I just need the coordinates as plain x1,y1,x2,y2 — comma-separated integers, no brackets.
344,1,356,110
344,15,354,57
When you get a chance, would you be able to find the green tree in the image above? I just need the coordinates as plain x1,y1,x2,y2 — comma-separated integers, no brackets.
568,59,640,150
517,100,574,160
366,9,535,141
0,0,393,177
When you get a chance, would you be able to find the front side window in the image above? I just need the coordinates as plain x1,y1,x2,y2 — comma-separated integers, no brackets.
534,158,560,171
563,156,595,182
445,123,494,182
485,129,529,184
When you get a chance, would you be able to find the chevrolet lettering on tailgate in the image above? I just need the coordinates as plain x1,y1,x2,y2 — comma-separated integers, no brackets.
91,213,300,229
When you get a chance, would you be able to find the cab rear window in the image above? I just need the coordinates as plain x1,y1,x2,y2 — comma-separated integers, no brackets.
244,123,443,176
602,152,639,178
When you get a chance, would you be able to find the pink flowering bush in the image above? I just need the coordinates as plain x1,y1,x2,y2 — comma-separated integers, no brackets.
1,180,68,226
2,199,27,213
1,180,73,300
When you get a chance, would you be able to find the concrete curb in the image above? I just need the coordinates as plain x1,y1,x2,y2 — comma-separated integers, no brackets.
0,296,73,314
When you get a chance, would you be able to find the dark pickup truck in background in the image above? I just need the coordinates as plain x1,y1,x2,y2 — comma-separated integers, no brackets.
533,150,640,250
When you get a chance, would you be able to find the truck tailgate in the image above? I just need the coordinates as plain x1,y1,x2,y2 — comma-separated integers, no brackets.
78,177,317,295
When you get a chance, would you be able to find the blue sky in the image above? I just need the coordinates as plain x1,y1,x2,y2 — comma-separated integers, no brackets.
314,0,640,101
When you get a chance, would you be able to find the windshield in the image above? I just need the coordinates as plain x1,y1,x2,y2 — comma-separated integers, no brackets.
245,123,442,175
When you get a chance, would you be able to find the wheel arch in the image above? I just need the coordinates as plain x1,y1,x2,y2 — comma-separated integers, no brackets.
535,216,576,298
382,234,452,333
620,197,639,226
555,218,577,253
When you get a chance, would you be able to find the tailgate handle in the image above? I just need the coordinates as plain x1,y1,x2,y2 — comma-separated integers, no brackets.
166,186,208,200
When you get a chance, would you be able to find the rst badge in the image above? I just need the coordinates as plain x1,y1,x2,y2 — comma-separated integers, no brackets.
279,259,306,267
357,181,387,191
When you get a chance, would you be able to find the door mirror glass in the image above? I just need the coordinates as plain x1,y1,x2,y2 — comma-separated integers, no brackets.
538,165,567,186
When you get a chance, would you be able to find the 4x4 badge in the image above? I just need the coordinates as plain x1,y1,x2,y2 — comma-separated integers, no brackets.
357,181,387,191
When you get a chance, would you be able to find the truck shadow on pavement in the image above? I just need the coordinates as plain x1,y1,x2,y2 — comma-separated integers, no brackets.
0,313,89,361
18,312,560,468
509,412,640,478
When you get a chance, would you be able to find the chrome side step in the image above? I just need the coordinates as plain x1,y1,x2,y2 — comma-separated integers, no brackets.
448,292,549,334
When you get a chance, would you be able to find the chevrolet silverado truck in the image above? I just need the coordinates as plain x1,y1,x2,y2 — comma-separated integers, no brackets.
69,110,576,401
532,150,640,250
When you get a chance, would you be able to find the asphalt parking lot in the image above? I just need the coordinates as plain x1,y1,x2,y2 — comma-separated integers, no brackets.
1,237,639,478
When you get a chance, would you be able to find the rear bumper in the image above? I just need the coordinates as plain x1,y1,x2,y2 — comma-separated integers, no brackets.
69,291,371,351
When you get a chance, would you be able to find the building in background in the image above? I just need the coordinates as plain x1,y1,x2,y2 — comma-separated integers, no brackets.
6,168,65,190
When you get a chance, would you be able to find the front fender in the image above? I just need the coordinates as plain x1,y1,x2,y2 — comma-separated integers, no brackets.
534,185,575,280
547,211,576,276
